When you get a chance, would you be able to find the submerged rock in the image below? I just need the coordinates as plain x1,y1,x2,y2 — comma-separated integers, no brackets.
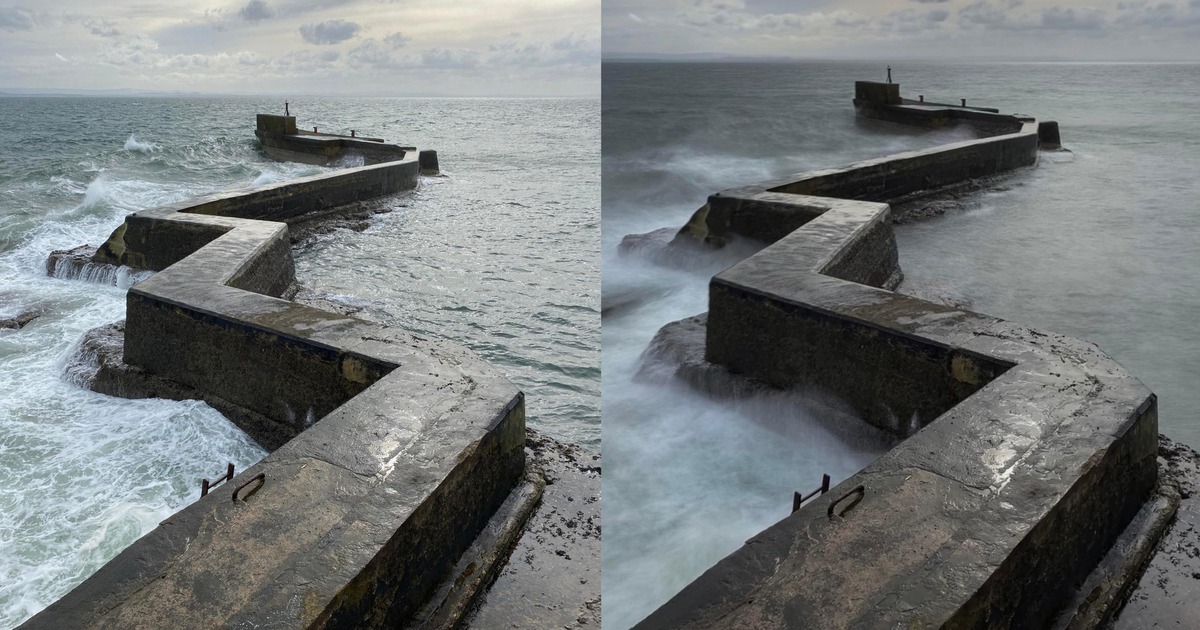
0,309,41,330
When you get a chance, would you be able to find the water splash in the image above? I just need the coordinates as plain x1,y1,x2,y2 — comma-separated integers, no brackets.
122,135,159,153
47,255,151,289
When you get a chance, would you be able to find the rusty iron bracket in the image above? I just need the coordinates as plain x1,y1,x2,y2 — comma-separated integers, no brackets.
793,473,832,513
201,463,235,497
828,485,865,519
233,473,266,503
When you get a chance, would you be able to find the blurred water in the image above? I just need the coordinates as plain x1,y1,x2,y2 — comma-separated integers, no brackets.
601,61,1200,628
0,96,598,628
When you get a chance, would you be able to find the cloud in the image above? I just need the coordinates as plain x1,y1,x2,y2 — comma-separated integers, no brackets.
680,0,749,28
0,6,34,31
239,0,274,22
345,32,412,69
1116,1,1200,27
958,2,1024,29
83,19,121,38
485,33,599,67
98,34,161,66
911,0,951,3
299,19,360,45
383,32,410,47
1041,6,1106,30
421,47,479,69
880,8,950,33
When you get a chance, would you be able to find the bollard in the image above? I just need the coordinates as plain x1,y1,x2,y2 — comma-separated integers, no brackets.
351,130,355,138
1038,121,1061,150
919,95,924,102
961,98,967,107
418,149,439,175
313,126,318,133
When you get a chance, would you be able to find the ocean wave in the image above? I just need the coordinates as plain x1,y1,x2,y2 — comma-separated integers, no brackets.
122,135,159,153
250,171,282,186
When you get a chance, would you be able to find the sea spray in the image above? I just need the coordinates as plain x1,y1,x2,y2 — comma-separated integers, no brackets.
122,134,159,153
47,252,152,288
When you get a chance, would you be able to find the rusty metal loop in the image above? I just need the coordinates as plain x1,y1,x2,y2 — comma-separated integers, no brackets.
827,485,865,519
201,462,235,497
232,473,266,503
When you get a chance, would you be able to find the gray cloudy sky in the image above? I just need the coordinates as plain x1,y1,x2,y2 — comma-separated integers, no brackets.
0,0,598,96
604,0,1200,60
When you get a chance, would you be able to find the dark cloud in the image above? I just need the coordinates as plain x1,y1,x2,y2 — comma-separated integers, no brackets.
299,19,360,45
239,0,274,22
0,6,34,31
280,0,358,15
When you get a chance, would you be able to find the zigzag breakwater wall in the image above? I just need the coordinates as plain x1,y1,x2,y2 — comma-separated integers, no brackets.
634,84,1160,628
24,135,530,628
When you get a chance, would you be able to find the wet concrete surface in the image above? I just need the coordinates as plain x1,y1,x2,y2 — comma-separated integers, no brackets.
466,431,601,629
1114,436,1200,629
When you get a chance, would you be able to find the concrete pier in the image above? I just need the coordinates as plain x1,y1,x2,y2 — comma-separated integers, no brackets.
23,118,569,628
635,84,1160,628
255,113,440,174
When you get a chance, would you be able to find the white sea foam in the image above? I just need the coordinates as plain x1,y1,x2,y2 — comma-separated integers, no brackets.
79,175,111,209
122,135,159,153
251,171,282,186
0,124,269,628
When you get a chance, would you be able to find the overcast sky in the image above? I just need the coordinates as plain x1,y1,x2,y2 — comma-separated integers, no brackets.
0,0,598,96
604,0,1200,61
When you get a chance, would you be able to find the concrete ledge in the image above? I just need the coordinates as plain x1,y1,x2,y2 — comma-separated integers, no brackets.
1110,436,1200,627
636,88,1158,628
1053,479,1179,630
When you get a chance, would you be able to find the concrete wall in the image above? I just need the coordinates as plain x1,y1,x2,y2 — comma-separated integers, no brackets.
93,154,420,270
22,134,526,628
254,115,424,168
696,117,1039,246
257,113,299,135
705,200,1011,435
854,81,901,105
853,83,1021,130
640,97,1158,628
